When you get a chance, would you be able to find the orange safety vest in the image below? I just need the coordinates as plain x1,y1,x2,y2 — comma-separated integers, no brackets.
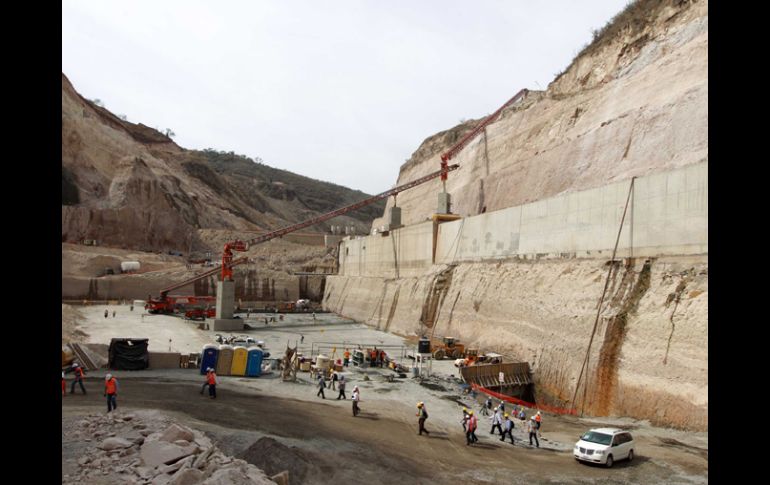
344,351,350,359
105,378,117,395
468,415,477,431
535,414,541,423
74,367,85,379
207,372,217,385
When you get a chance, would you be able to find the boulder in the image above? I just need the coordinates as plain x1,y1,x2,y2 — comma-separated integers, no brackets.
168,468,204,485
269,471,289,485
140,441,198,468
151,474,172,485
193,446,215,469
159,424,195,444
158,455,195,475
98,437,134,451
200,467,260,485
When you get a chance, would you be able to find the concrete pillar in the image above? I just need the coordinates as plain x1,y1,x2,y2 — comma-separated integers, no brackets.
388,206,402,229
216,280,235,319
437,192,451,214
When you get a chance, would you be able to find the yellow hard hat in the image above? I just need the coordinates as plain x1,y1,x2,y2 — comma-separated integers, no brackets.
504,413,509,417
463,407,468,412
417,402,424,408
469,410,474,415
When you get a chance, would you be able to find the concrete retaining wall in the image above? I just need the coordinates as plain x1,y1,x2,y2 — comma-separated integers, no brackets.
436,161,707,263
337,162,707,277
338,222,434,278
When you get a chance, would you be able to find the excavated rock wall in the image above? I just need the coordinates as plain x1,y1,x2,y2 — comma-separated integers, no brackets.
325,255,707,430
326,0,708,430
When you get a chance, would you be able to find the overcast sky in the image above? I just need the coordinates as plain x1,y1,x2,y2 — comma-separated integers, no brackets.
62,0,629,194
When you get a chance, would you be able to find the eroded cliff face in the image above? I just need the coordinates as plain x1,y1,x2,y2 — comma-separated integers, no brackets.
327,0,707,430
374,0,707,229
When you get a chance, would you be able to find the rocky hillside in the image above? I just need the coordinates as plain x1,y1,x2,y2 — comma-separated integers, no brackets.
61,74,383,253
374,0,707,228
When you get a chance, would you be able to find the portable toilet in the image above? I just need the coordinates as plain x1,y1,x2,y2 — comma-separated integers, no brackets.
216,345,234,376
200,344,219,375
245,347,264,377
230,346,248,376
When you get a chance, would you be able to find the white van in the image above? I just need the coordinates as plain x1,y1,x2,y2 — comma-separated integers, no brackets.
574,428,635,468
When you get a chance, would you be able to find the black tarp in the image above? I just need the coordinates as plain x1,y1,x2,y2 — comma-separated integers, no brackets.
108,338,149,370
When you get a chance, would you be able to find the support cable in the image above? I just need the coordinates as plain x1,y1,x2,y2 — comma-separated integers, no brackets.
571,177,636,415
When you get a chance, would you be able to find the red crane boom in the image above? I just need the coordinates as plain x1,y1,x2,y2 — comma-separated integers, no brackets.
440,88,529,163
149,87,527,314
149,162,459,311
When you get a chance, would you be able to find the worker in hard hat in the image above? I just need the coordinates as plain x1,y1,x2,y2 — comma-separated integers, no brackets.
61,371,66,396
480,397,492,416
535,411,542,437
200,368,213,395
207,368,218,399
466,410,478,445
343,349,351,367
351,386,360,417
316,374,326,399
336,374,347,400
461,407,469,432
416,402,430,436
70,363,87,395
104,373,119,413
490,405,504,436
500,413,515,444
528,416,539,447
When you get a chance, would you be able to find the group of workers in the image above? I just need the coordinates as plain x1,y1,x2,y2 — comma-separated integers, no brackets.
411,398,543,448
315,371,361,416
61,363,120,412
465,399,543,447
339,347,387,368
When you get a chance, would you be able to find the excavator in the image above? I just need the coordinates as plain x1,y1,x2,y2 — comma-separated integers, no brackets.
147,88,529,314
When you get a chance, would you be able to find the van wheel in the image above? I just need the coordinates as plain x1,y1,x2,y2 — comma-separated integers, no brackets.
627,450,634,462
605,455,614,468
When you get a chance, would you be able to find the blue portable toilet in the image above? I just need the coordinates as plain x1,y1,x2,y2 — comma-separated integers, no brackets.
245,347,264,377
201,344,219,375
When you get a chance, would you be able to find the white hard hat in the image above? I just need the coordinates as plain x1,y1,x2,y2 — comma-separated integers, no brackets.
105,374,112,380
72,363,79,367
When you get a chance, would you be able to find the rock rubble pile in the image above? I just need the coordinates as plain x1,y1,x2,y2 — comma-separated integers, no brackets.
63,411,287,485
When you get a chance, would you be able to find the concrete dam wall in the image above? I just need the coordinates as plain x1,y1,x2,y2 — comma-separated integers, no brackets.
325,163,707,430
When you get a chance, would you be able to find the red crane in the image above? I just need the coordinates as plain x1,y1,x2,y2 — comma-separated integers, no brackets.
147,87,528,314
147,163,459,313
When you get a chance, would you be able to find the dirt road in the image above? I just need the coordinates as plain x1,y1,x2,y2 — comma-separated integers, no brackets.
62,376,706,485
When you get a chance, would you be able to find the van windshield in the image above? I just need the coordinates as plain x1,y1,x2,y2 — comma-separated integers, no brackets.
581,431,613,445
